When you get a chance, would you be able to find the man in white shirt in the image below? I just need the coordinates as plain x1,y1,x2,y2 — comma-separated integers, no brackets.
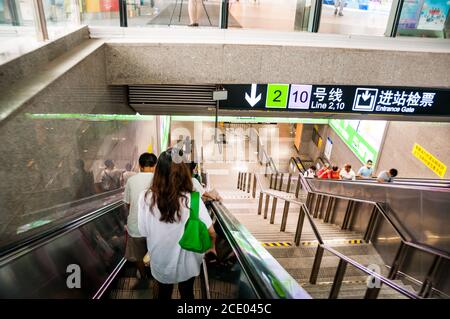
123,152,157,285
339,164,356,180
303,165,317,178
122,163,137,186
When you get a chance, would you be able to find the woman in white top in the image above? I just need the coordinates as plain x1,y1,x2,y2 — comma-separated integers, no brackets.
137,149,216,299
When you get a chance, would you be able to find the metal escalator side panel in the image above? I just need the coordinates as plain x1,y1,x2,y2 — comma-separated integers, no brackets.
0,202,127,298
210,201,311,299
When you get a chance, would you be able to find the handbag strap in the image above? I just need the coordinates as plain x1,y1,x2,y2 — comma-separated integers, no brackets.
190,192,200,220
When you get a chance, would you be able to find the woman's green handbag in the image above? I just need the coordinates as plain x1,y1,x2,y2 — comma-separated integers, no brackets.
179,192,212,253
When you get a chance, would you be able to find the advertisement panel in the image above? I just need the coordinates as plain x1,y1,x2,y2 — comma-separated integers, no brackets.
417,0,450,30
329,119,386,164
85,0,119,13
399,0,425,28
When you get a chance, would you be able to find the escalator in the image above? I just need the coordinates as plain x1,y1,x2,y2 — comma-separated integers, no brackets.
107,198,310,299
230,132,450,299
0,135,310,299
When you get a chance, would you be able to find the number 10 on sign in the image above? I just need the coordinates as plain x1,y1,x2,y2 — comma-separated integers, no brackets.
288,85,312,109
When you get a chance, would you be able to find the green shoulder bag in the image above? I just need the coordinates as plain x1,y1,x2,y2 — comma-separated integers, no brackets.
179,192,212,253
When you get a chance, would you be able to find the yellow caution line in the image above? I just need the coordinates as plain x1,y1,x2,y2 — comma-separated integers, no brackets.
301,239,364,246
261,242,292,247
262,240,364,247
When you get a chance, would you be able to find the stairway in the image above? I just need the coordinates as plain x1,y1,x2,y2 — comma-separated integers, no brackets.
219,187,416,299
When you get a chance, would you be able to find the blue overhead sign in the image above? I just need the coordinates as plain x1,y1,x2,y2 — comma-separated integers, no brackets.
219,84,450,117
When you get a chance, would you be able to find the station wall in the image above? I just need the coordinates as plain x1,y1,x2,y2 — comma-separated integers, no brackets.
299,122,450,179
376,122,450,179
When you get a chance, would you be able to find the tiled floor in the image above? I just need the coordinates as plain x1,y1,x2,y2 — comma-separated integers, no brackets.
228,0,393,36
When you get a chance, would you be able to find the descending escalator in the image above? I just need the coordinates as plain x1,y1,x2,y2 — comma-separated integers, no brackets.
0,188,310,299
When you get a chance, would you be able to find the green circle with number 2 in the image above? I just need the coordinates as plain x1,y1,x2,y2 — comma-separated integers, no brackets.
266,84,289,108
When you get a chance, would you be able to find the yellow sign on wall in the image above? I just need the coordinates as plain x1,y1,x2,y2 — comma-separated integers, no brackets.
412,143,447,178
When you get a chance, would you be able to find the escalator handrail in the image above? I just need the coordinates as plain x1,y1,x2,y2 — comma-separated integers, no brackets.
288,163,450,260
250,127,278,174
402,240,450,261
210,201,311,299
321,244,420,299
250,173,419,299
290,156,450,190
0,197,124,261
300,155,449,186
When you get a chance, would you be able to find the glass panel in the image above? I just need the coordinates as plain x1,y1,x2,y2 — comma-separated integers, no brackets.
0,0,40,63
42,0,80,39
318,0,395,36
126,0,221,27
79,0,120,26
396,0,449,38
227,0,311,32
0,111,157,250
336,262,415,299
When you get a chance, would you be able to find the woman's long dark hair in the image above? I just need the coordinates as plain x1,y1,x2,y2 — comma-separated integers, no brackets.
147,148,193,223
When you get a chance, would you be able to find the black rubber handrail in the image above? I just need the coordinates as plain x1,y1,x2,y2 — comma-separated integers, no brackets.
322,245,419,299
210,200,311,299
0,198,124,260
294,156,450,187
250,173,418,299
289,162,450,261
290,156,450,189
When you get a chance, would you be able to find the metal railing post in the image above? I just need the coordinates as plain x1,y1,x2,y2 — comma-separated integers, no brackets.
257,192,263,215
278,173,284,191
324,197,335,223
273,173,278,189
318,196,328,219
309,245,324,284
269,174,274,189
419,255,442,298
286,173,292,193
313,195,322,218
364,286,381,299
237,172,241,189
295,176,301,198
247,172,251,193
363,206,379,243
269,197,278,224
388,242,408,280
305,192,313,210
242,172,247,191
341,200,354,230
329,259,348,299
294,206,306,245
263,194,270,219
280,201,290,232
252,174,257,198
